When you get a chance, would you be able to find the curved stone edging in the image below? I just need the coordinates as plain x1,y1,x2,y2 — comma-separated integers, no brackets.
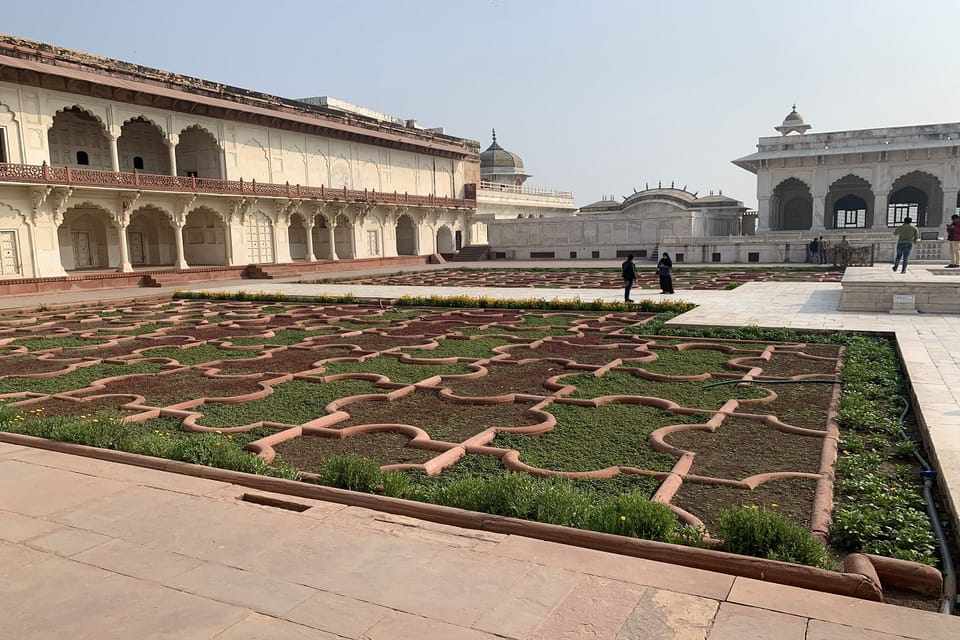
0,431,897,603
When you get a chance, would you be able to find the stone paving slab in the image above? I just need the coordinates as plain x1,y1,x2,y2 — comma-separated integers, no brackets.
2,444,958,639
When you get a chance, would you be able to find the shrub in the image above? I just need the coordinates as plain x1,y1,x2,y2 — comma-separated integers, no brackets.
321,455,382,492
716,506,831,569
379,471,412,498
587,493,677,542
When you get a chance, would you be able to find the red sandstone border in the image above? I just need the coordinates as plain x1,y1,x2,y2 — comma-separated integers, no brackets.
1,431,920,603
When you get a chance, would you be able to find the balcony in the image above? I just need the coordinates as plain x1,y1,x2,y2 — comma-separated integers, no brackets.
478,181,573,199
0,162,476,209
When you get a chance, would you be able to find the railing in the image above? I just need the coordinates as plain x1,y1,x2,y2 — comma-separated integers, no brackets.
0,162,476,208
478,181,573,199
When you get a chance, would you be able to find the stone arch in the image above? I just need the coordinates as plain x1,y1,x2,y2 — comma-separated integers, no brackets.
334,213,354,259
246,211,275,264
826,174,873,229
47,106,110,169
0,202,28,277
176,125,222,179
311,214,331,260
396,213,417,255
58,202,113,270
128,205,175,266
436,225,455,254
184,206,228,265
888,170,943,227
288,211,309,260
118,117,169,175
772,178,812,231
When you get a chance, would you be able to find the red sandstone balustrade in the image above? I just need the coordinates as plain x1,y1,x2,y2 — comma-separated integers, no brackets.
0,162,476,208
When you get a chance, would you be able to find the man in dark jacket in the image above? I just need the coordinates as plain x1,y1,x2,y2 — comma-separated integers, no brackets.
622,254,637,303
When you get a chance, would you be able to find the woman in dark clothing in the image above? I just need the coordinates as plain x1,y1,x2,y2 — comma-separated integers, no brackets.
657,252,674,294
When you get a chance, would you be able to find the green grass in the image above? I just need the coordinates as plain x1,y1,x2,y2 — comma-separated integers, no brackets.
322,356,473,384
638,348,753,375
456,326,571,338
10,336,108,351
565,371,768,409
226,329,314,346
139,345,263,365
407,452,663,502
196,379,387,428
0,410,296,478
493,402,696,473
0,362,166,394
512,314,600,327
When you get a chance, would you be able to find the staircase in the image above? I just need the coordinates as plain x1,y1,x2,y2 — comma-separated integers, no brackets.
451,244,491,262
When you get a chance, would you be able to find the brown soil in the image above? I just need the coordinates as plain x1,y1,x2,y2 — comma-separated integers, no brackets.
73,370,270,407
61,336,193,359
212,346,355,374
503,341,650,365
311,333,430,352
757,353,839,377
736,383,835,430
664,417,825,479
384,320,473,336
18,396,137,419
274,432,438,472
333,389,540,442
442,360,571,397
0,356,82,376
671,476,817,532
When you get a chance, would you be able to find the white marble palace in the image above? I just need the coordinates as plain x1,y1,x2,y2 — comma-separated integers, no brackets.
0,35,480,280
731,107,960,261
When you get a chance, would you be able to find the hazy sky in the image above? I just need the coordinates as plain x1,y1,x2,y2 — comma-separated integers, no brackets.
4,0,960,207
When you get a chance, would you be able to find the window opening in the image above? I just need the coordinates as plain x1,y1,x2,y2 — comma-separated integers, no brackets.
133,156,144,170
76,151,89,165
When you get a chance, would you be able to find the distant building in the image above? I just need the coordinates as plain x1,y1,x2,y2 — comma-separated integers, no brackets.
0,35,479,279
470,131,576,245
734,107,960,233
486,185,750,261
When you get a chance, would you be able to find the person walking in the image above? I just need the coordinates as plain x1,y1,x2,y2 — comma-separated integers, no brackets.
892,217,920,273
657,252,674,294
807,237,819,263
946,214,960,268
621,254,637,302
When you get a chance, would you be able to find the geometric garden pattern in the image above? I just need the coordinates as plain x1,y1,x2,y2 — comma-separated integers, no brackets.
0,299,841,539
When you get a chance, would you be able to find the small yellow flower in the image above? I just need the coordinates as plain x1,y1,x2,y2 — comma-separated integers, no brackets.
214,442,222,447
619,515,626,521
214,429,222,434
771,503,779,508
91,419,98,423
226,434,233,440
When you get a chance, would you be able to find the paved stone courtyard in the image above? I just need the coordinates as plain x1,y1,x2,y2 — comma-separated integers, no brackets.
1,263,959,638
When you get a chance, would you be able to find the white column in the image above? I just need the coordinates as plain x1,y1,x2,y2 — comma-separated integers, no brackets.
943,190,958,227
165,135,179,177
327,224,338,260
811,193,827,231
304,220,315,261
173,223,188,269
109,135,120,173
756,198,771,233
871,192,888,229
117,223,133,272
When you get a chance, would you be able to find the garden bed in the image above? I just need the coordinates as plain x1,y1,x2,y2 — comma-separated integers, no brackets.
0,295,941,608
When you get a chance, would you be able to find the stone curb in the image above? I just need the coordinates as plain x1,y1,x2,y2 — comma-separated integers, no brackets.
0,430,905,604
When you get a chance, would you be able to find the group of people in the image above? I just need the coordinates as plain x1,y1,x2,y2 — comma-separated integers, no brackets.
619,214,960,300
807,236,830,264
892,214,960,273
621,253,674,303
